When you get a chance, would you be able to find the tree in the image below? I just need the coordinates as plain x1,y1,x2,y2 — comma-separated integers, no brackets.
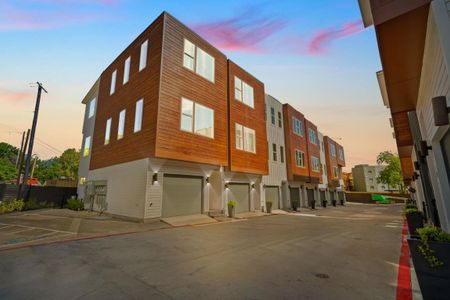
34,148,80,182
0,142,19,164
376,151,404,192
0,142,19,182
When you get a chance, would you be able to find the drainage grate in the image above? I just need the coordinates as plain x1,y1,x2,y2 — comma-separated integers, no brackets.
315,273,330,279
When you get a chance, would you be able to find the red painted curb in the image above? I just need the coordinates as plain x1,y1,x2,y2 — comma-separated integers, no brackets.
396,219,412,300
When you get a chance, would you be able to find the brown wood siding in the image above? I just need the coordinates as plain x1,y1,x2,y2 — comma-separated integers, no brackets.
90,14,164,170
324,136,339,185
155,13,228,167
305,119,321,182
283,104,309,181
227,60,268,175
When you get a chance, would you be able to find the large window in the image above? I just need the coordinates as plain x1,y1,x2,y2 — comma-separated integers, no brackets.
83,136,91,157
139,40,148,71
272,143,277,161
88,98,96,119
104,118,111,145
308,128,317,145
183,39,215,82
338,149,344,161
118,109,126,139
330,144,336,157
270,107,275,125
311,156,320,172
180,98,214,138
280,146,284,163
295,150,305,167
110,70,117,95
123,56,131,84
292,117,303,136
236,123,256,153
234,76,254,108
134,99,143,133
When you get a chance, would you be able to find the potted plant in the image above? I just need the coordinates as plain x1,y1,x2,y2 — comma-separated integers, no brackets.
292,200,299,212
310,199,316,210
266,200,273,213
405,207,424,237
407,226,450,299
332,199,337,207
322,199,327,208
340,199,344,206
227,200,236,218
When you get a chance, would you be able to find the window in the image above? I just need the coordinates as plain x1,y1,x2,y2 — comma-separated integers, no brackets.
270,107,275,125
134,99,143,133
183,39,215,82
83,136,91,157
118,109,126,139
338,149,344,161
180,98,214,138
330,144,336,157
333,166,338,177
272,143,277,161
311,156,320,172
88,98,96,119
104,118,111,145
123,56,131,84
292,117,303,136
194,103,214,138
110,70,117,95
235,77,242,101
236,123,256,153
278,111,282,128
139,40,148,71
308,128,317,145
79,177,86,185
236,124,243,150
323,164,327,175
280,146,284,163
295,150,305,167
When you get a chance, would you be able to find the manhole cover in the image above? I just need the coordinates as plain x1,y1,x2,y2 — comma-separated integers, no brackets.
315,273,330,279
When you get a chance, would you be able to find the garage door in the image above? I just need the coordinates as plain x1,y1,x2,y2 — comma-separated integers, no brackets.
162,175,202,217
320,190,326,201
228,183,250,213
265,186,279,210
307,189,315,207
338,192,345,201
290,187,300,207
330,191,336,201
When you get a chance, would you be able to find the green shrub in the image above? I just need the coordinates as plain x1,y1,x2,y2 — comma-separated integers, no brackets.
405,202,417,209
227,200,237,207
404,207,422,215
66,198,84,211
0,199,25,214
417,226,450,268
24,199,44,210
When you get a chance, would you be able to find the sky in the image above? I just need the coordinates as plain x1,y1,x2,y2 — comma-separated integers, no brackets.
0,0,397,171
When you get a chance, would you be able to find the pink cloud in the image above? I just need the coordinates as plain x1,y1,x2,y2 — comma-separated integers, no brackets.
307,20,364,55
191,11,287,53
0,89,34,103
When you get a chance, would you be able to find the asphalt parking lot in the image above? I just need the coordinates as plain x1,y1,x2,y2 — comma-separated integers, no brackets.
0,203,404,300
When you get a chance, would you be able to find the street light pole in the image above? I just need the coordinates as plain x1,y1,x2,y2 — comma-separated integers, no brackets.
22,82,47,194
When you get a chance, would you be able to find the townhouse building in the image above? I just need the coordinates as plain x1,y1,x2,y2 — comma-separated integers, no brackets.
262,94,288,211
359,0,450,231
78,12,267,221
352,164,388,192
318,132,331,204
323,136,346,203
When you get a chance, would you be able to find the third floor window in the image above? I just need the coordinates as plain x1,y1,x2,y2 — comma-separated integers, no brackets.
234,77,254,108
183,39,215,82
292,117,303,136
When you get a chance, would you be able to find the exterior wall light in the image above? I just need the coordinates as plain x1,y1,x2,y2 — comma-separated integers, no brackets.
152,172,158,185
419,141,432,157
432,96,449,126
251,183,255,189
205,176,210,184
224,183,229,189
413,161,420,171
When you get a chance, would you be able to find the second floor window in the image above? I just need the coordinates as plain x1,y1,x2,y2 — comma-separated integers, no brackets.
311,156,320,172
234,76,254,108
292,117,303,136
330,144,336,157
183,39,215,82
280,146,284,163
110,70,117,95
180,98,214,138
235,123,256,153
83,136,91,157
272,143,277,161
333,166,339,177
295,150,305,167
308,128,317,145
88,98,96,119
134,99,143,133
270,107,275,125
118,109,126,140
104,118,111,145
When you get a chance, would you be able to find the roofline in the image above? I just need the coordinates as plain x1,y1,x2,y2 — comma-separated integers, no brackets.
358,0,374,27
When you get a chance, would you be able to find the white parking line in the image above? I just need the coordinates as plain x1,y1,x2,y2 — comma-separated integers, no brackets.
0,222,75,235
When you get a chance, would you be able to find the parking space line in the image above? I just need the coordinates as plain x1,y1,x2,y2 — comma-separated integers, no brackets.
0,222,75,235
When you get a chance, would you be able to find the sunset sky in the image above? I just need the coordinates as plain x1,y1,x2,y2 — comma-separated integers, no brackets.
0,0,397,171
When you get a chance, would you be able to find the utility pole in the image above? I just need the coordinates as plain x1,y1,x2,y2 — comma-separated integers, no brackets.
16,129,30,198
22,82,47,193
15,131,26,169
30,156,37,178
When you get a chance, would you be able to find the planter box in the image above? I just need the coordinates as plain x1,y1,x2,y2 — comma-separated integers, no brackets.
406,213,424,237
408,238,450,300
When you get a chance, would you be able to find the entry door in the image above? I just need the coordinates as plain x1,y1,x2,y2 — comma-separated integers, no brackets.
265,186,279,210
228,183,250,213
162,175,203,217
290,187,300,207
307,189,315,207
